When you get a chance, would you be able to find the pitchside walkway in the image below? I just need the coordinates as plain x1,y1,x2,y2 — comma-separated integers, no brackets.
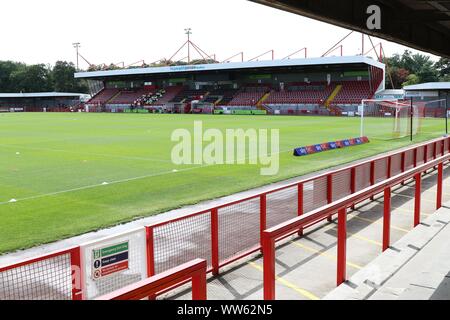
168,165,450,300
324,201,450,300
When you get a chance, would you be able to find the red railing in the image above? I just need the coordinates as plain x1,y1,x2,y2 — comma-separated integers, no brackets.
146,136,450,278
0,247,82,300
1,136,449,300
95,259,207,300
262,153,448,300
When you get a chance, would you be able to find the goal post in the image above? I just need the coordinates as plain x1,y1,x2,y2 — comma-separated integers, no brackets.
360,99,424,140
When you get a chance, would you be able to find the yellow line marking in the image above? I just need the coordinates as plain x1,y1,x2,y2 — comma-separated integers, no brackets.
400,185,450,197
289,241,363,270
248,262,320,300
348,214,410,233
342,230,383,247
322,223,382,247
391,206,431,216
392,193,436,204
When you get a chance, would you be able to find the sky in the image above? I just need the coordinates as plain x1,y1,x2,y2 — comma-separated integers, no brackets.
0,0,440,68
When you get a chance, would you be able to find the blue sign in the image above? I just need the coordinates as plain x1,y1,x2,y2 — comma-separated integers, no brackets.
328,142,338,149
294,147,308,156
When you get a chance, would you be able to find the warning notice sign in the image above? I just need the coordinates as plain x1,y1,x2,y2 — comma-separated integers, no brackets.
92,241,129,280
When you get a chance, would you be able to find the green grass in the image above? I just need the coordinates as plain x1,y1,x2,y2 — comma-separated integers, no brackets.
0,112,446,254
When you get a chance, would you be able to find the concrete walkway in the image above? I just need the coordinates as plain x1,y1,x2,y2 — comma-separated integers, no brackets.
167,165,450,300
324,201,450,300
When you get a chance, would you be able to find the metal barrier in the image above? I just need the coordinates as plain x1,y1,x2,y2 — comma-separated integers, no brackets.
0,247,82,300
262,153,448,300
1,136,449,300
146,136,450,278
95,259,207,300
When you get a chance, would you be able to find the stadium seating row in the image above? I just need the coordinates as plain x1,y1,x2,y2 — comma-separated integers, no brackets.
87,77,383,108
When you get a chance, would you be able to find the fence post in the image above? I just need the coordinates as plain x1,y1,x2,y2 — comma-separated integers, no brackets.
211,208,220,276
192,269,207,300
400,152,406,185
437,163,443,210
413,148,418,167
414,173,422,227
370,161,376,200
263,233,276,300
387,156,392,179
337,208,347,286
383,187,391,252
146,226,155,277
260,194,267,248
327,174,333,222
70,247,83,300
351,167,356,210
424,145,428,164
298,184,304,236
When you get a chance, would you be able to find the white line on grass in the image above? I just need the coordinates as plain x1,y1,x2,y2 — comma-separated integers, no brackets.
0,148,294,205
0,143,173,163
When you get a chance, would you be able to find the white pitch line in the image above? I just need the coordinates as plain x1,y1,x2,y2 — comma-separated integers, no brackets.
0,143,173,164
0,148,293,205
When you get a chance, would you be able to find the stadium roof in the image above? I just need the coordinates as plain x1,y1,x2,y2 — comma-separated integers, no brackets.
404,82,450,91
74,56,385,80
0,92,87,98
250,0,450,58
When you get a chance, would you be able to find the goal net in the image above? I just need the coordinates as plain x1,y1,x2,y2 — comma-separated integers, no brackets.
360,99,424,140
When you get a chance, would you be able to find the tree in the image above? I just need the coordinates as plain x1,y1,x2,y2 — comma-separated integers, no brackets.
0,61,25,92
52,61,88,92
435,58,450,81
384,50,440,87
403,74,420,87
10,64,52,93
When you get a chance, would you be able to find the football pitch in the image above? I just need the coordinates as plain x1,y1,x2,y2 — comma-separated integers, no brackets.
0,112,446,254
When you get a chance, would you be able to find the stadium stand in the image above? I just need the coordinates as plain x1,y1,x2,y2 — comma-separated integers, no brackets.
202,88,239,105
88,88,120,104
331,81,374,105
109,88,150,105
228,86,270,106
170,89,209,103
150,86,185,106
265,82,335,105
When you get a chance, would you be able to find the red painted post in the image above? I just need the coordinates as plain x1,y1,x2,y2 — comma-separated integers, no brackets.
401,152,406,173
383,187,391,252
413,148,418,167
298,184,304,236
387,156,392,179
437,163,443,210
263,234,276,300
424,145,428,163
327,174,333,222
414,173,421,227
351,167,356,210
191,270,207,300
146,226,155,277
370,161,376,200
336,207,347,286
70,247,83,300
211,208,220,276
401,152,406,185
260,194,267,246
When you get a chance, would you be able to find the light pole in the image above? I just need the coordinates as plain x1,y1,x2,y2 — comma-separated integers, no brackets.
185,28,192,64
72,42,81,70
